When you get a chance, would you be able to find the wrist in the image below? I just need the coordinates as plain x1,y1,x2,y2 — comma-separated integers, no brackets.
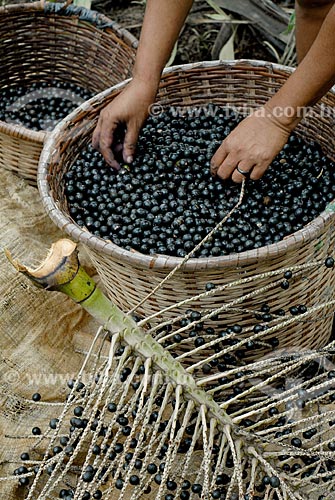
262,101,302,132
132,68,161,94
130,76,160,103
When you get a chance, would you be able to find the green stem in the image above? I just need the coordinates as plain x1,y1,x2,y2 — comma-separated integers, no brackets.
7,238,234,427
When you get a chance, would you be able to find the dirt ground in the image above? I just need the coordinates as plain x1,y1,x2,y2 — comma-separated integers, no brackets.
92,0,294,65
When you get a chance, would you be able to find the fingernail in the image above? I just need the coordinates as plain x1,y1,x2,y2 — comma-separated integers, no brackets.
126,156,133,164
109,159,120,171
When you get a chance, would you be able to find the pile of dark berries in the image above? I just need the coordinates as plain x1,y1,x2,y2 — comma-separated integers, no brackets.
65,106,335,258
0,81,93,131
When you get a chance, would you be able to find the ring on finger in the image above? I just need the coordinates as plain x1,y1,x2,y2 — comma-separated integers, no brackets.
237,166,250,177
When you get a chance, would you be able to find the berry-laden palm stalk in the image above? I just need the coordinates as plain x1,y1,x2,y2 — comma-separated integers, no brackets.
6,239,335,500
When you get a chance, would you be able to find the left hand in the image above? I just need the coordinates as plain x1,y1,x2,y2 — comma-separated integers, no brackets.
210,107,293,183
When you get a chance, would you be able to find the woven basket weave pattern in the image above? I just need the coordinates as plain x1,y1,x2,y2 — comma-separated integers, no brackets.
39,60,335,352
0,1,137,185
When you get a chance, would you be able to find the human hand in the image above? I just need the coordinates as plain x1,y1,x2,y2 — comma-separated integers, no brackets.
210,107,294,183
92,79,157,169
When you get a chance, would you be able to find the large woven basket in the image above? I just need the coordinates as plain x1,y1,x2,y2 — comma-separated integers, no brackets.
38,60,335,352
0,0,137,186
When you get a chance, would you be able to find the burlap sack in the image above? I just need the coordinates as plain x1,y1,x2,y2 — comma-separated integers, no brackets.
0,169,98,498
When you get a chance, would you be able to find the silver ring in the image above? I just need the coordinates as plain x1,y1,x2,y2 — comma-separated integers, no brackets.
237,166,250,176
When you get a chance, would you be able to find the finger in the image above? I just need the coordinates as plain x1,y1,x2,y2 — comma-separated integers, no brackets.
92,118,102,151
249,162,269,181
231,161,254,183
210,142,228,177
216,153,239,180
99,121,120,170
100,141,120,170
122,121,140,164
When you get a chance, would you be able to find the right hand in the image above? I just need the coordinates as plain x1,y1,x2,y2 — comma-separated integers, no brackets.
210,107,293,182
92,79,157,169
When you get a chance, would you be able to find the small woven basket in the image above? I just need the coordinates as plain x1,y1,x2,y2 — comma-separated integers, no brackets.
0,0,137,186
39,60,335,351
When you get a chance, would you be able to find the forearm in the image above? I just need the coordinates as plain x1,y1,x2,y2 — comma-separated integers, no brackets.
295,0,334,62
266,4,335,128
133,0,193,89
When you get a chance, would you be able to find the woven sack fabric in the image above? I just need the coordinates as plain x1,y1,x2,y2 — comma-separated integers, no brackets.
0,169,98,498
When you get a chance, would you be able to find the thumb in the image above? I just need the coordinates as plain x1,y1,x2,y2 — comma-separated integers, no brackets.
123,122,140,164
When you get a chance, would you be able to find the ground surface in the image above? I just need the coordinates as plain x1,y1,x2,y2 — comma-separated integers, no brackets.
92,0,294,65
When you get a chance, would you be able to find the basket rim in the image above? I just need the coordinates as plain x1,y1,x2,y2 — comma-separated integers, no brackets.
38,59,335,271
0,0,137,143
